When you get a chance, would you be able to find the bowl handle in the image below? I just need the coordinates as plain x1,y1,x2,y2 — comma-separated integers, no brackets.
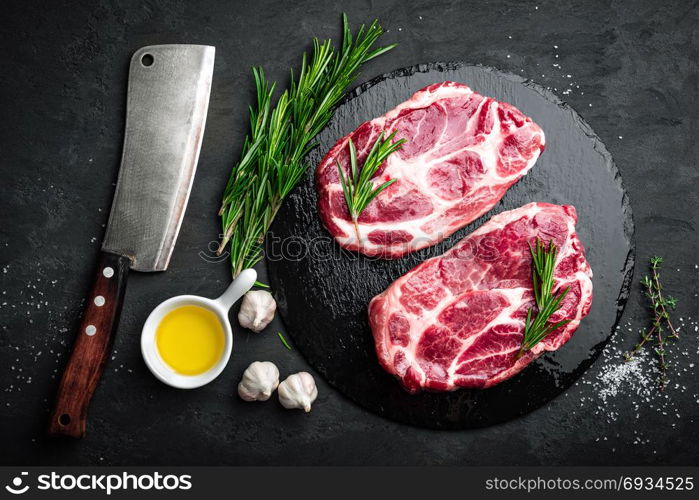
215,268,257,311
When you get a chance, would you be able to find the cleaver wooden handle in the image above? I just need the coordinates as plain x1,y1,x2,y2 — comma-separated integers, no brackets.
48,251,130,438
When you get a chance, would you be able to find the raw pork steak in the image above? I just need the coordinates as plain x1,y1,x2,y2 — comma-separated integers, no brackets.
316,81,545,258
368,203,593,392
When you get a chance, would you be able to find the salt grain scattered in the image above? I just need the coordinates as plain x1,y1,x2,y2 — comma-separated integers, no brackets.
579,316,698,455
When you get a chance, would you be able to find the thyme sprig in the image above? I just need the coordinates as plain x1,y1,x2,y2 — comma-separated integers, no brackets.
519,238,571,356
337,132,405,241
624,256,679,389
216,14,396,277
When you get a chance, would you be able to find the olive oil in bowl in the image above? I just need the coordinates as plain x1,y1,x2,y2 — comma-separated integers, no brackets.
155,305,225,376
141,269,257,389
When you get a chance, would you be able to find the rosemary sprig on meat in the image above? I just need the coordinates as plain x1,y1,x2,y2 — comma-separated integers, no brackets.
519,238,571,356
337,131,405,241
216,14,396,277
624,256,679,389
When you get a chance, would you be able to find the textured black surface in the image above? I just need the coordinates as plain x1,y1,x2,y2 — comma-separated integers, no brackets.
268,63,634,429
1,0,697,465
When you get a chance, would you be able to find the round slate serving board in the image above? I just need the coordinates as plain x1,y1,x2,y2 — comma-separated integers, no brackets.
267,63,634,429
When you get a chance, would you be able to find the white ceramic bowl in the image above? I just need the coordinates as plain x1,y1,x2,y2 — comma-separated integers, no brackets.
141,269,257,389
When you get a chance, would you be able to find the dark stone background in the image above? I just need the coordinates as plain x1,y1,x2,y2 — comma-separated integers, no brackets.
0,0,697,465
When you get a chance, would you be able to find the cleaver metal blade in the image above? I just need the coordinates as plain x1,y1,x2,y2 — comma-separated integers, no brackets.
48,45,215,438
103,44,215,271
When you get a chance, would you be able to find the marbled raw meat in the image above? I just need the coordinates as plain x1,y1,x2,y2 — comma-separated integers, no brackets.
316,81,545,258
368,203,593,392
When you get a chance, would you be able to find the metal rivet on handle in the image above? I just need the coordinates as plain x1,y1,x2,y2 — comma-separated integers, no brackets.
85,325,97,336
94,296,105,307
102,267,114,278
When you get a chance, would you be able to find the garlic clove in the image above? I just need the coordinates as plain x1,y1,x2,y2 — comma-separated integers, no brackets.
278,372,318,412
237,361,280,402
237,290,277,333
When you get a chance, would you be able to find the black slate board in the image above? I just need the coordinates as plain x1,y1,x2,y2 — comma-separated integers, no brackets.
267,63,634,429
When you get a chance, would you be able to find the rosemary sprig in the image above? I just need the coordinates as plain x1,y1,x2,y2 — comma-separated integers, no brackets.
624,256,679,389
277,331,292,350
519,238,571,356
337,132,405,241
217,14,396,276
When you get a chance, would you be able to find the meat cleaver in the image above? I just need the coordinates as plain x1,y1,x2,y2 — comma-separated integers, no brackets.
48,44,215,438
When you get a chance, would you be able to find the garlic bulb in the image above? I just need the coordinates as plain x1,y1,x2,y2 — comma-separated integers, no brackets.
238,361,280,402
238,290,276,332
278,372,318,412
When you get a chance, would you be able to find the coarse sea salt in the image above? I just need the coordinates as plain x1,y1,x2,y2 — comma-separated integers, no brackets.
575,314,698,456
